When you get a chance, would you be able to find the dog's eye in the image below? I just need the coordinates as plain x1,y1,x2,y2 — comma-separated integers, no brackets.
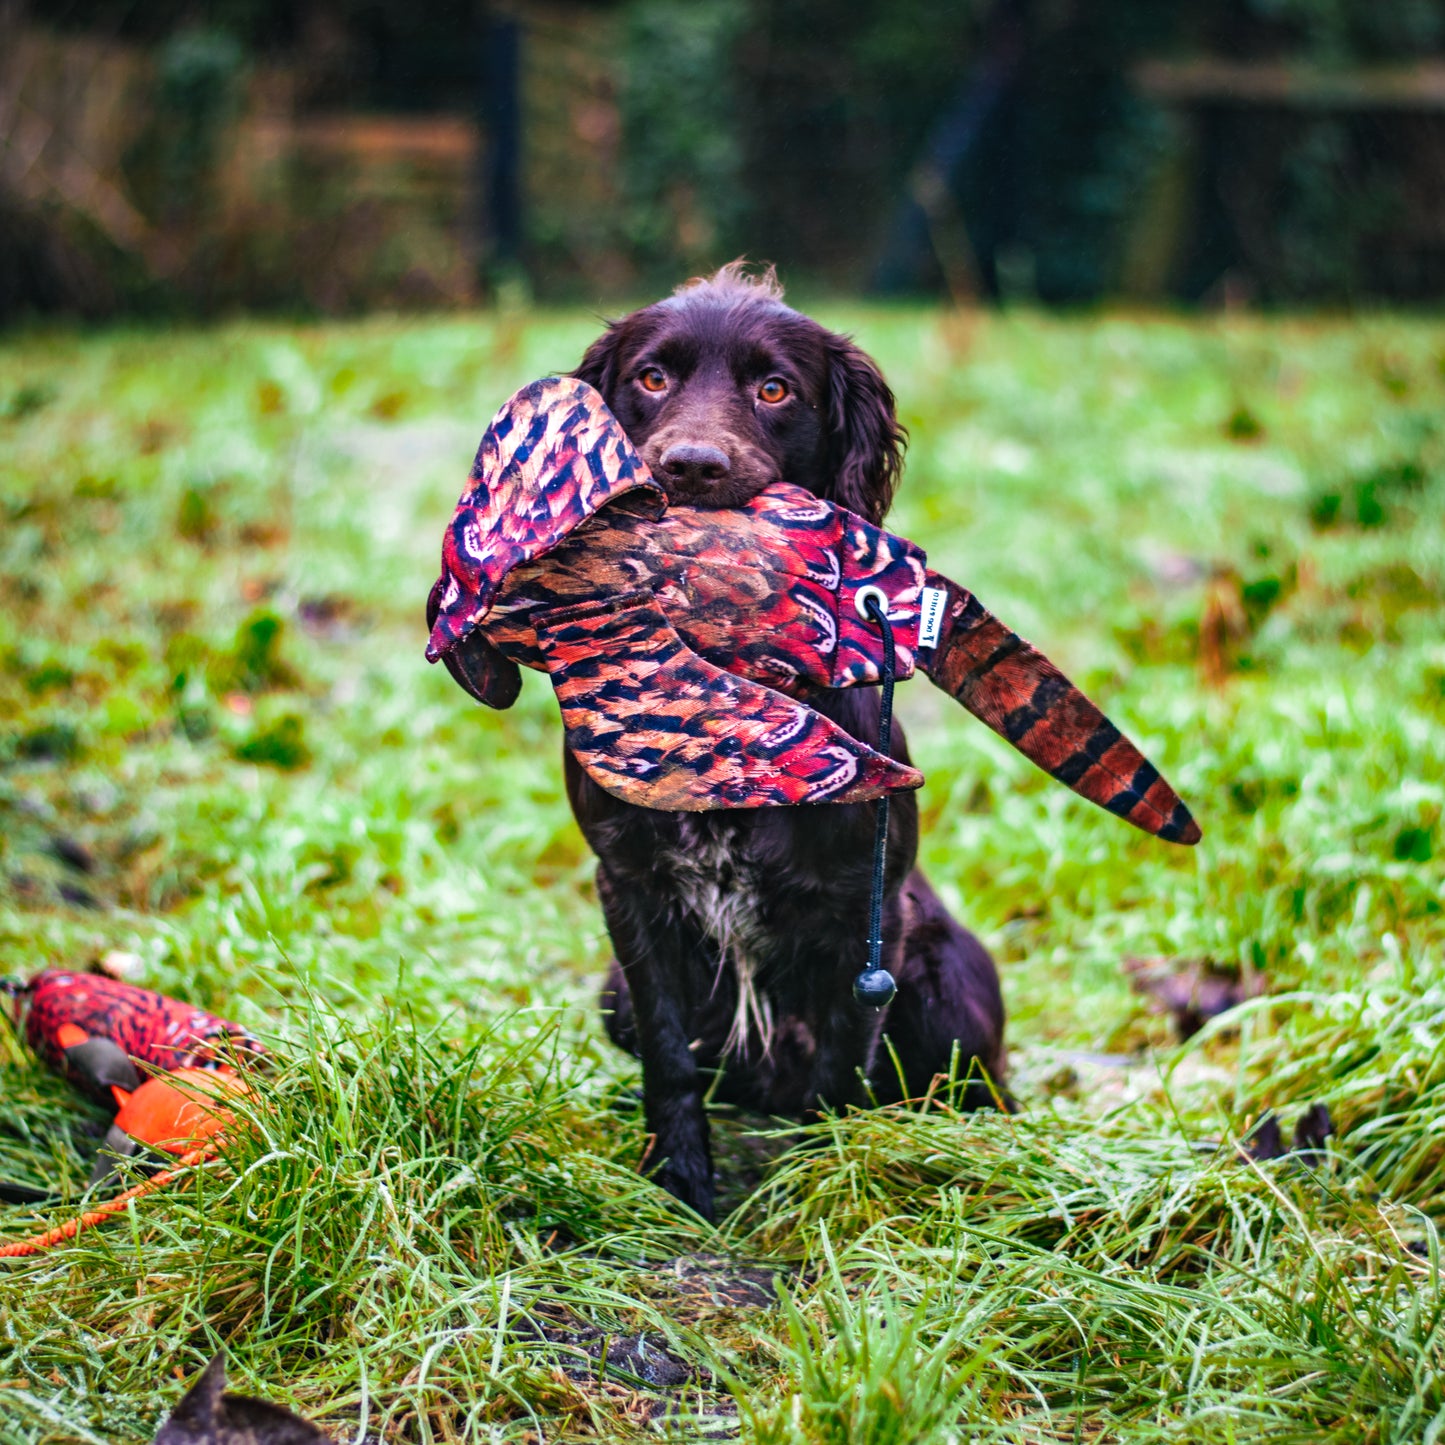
758,378,789,404
638,367,668,394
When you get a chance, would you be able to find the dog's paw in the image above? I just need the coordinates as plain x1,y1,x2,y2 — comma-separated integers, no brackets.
651,1157,716,1224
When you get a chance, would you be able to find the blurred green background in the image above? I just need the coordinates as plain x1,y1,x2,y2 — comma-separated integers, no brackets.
5,0,1445,318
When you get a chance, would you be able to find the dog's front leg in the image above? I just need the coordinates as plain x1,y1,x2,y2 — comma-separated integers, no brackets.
597,870,716,1221
805,988,880,1119
803,894,908,1117
622,949,716,1220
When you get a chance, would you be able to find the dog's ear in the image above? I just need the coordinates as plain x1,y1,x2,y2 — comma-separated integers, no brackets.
824,333,906,525
426,577,522,709
573,321,629,398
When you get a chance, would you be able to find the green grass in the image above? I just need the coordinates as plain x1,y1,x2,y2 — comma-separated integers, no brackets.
0,306,1442,1442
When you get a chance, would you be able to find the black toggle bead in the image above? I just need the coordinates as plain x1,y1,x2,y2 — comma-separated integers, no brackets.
853,968,897,1008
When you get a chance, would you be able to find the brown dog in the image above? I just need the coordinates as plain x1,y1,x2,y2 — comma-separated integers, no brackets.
568,265,1006,1220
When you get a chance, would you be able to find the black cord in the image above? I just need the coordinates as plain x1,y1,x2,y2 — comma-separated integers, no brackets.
855,594,898,1008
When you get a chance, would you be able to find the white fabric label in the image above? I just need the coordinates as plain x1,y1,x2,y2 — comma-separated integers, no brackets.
917,587,947,648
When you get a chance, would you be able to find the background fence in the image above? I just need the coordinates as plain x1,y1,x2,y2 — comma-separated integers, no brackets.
4,0,1445,317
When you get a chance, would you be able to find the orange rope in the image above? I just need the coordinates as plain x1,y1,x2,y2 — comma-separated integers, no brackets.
0,1142,218,1258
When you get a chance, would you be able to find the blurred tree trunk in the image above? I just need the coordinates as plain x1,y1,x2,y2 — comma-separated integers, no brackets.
479,6,523,293
870,0,1029,299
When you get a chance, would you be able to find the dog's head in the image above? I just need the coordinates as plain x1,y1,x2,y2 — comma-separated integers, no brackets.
574,262,905,523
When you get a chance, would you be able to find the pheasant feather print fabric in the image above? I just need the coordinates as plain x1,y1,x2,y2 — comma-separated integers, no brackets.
426,377,1200,841
426,376,665,661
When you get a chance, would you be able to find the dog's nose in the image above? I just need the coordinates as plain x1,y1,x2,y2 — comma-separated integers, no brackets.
658,443,730,488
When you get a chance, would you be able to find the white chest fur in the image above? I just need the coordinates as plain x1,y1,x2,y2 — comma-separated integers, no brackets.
654,828,773,1056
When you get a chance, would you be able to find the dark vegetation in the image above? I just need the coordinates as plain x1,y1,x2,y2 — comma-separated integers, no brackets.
6,0,1445,315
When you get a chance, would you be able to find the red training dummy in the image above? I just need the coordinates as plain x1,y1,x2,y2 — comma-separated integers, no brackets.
426,377,1199,844
9,970,260,1171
